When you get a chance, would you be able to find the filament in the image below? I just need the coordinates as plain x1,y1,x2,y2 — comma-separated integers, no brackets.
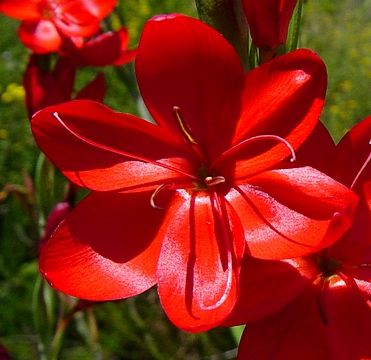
172,106,208,163
173,106,198,145
52,111,197,181
350,139,371,189
212,134,296,167
150,183,168,210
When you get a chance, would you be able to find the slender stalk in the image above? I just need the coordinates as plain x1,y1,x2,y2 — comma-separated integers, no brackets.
286,0,303,52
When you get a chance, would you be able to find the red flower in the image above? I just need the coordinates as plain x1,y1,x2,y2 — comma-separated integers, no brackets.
0,0,117,53
59,28,137,67
31,15,356,331
233,117,371,359
242,0,297,49
24,55,105,116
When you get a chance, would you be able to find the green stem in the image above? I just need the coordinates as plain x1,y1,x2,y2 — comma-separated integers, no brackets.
50,313,72,360
114,63,139,102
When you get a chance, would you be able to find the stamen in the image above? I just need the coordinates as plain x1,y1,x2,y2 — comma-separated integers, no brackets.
204,176,226,187
52,112,197,181
350,139,371,189
173,106,198,145
212,134,296,167
150,183,167,210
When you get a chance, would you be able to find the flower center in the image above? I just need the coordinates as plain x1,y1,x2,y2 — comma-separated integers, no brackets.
317,255,342,278
194,164,227,191
41,0,58,19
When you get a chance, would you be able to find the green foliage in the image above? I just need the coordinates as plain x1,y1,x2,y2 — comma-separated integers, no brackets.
301,0,371,141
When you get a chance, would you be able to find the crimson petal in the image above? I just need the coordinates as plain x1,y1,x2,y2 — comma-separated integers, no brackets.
136,14,244,158
18,19,62,53
39,191,168,300
157,190,245,332
237,287,330,360
224,256,317,325
223,49,327,178
324,277,371,359
226,167,358,259
239,279,371,359
31,100,195,191
332,116,371,190
68,29,135,67
0,0,41,20
242,0,297,49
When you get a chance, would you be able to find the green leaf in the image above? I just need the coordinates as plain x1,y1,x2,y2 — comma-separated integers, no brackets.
286,0,303,52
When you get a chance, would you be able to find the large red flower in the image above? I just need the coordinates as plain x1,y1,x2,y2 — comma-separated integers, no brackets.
242,0,297,49
234,117,371,359
31,15,357,332
0,0,116,53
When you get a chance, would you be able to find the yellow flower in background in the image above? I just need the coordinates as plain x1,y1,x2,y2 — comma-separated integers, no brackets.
1,83,25,103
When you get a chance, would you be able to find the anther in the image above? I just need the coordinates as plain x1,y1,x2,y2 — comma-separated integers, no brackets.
204,176,226,187
350,138,370,189
173,106,198,145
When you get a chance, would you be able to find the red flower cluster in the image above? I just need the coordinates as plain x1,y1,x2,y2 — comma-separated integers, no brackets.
0,0,136,67
31,15,358,333
0,0,116,53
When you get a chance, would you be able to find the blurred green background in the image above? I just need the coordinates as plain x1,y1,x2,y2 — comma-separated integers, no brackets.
0,0,370,359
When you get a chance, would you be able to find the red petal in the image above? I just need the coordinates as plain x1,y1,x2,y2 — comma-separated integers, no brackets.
31,100,195,191
332,116,371,190
293,121,336,172
222,49,326,178
52,2,100,37
238,278,371,359
18,19,62,53
242,0,297,49
39,191,167,300
330,196,371,278
324,277,371,359
40,201,72,247
136,14,244,158
226,167,358,259
0,0,41,20
224,256,317,325
66,29,134,67
364,181,371,211
237,287,330,360
74,0,117,19
157,190,245,332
